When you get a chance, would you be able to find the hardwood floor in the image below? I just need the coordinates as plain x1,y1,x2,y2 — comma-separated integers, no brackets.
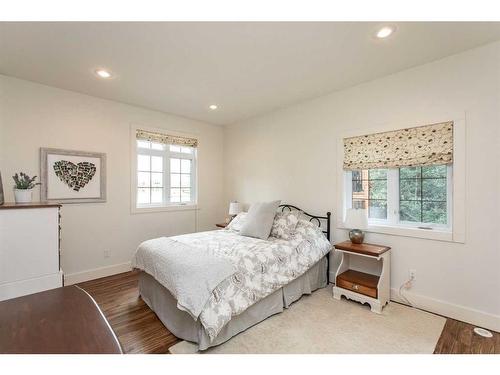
434,319,500,354
78,271,179,353
78,271,499,354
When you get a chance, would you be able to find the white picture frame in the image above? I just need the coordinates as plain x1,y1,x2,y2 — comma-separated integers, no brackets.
40,148,106,203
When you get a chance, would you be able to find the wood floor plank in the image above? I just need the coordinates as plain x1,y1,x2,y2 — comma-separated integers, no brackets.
79,271,500,354
78,270,179,354
434,318,500,354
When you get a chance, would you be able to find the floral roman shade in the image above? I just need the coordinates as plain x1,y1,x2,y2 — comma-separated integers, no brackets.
136,129,198,147
343,121,453,170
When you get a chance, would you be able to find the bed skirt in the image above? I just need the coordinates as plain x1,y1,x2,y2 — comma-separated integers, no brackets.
139,256,328,350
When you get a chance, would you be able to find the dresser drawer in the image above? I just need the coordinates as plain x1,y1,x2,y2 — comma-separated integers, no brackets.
336,270,378,299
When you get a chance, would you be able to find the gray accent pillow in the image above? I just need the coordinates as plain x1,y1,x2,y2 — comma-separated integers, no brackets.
270,211,302,240
240,200,281,240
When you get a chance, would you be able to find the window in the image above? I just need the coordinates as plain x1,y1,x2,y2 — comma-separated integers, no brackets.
351,171,363,192
345,164,452,229
339,119,465,242
135,139,197,209
351,169,388,220
399,165,448,225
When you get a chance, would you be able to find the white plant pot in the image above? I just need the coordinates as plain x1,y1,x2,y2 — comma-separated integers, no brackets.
14,188,33,203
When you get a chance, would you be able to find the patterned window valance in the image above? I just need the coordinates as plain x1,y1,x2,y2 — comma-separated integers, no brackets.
136,129,198,148
343,121,453,170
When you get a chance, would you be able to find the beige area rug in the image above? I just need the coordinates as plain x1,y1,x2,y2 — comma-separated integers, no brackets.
169,287,446,354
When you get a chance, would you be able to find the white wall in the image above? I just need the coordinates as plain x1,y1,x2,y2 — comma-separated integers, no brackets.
0,75,225,282
225,42,500,330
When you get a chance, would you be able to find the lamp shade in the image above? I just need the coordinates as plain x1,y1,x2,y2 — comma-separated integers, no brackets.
344,208,368,230
228,201,242,216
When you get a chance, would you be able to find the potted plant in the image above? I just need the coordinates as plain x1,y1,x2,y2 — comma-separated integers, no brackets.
12,172,40,203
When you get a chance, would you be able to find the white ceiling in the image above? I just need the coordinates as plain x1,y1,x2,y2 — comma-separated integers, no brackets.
1,22,500,125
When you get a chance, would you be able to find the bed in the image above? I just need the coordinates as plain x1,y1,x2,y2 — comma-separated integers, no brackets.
132,204,332,350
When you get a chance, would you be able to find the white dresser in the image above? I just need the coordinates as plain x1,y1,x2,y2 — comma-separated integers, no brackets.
0,202,63,301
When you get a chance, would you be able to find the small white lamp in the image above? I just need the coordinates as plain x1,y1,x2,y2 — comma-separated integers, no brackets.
344,208,368,244
228,201,242,221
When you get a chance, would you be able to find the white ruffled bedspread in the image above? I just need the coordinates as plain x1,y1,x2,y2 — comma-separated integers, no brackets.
132,219,332,342
132,237,235,320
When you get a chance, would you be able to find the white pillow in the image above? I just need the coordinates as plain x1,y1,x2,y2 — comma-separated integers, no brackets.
226,212,247,231
240,200,281,240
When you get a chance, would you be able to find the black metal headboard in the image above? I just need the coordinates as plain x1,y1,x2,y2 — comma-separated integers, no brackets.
278,204,331,241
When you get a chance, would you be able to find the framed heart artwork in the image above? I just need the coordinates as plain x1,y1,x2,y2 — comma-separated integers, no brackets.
40,148,106,203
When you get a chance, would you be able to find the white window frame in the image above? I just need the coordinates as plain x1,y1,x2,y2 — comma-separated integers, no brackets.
130,125,198,214
344,165,453,229
336,115,466,243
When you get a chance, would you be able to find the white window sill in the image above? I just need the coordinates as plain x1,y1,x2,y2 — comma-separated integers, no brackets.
131,204,198,214
337,223,455,242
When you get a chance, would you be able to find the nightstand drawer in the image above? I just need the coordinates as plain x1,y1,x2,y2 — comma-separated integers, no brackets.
336,270,379,299
336,278,377,298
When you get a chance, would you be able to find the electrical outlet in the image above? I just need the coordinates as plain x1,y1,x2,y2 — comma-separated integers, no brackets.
409,269,417,280
104,249,110,258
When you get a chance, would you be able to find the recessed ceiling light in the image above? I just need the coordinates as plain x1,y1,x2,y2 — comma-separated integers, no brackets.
95,69,112,79
376,26,395,39
209,104,218,110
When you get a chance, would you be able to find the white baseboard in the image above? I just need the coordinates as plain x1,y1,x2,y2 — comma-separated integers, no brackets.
391,288,500,333
64,262,132,285
0,271,63,301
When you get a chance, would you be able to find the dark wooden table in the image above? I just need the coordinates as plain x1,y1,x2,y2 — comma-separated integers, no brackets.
0,285,123,354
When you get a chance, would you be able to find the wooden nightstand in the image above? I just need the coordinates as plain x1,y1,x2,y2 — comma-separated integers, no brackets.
216,222,228,228
332,241,391,314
